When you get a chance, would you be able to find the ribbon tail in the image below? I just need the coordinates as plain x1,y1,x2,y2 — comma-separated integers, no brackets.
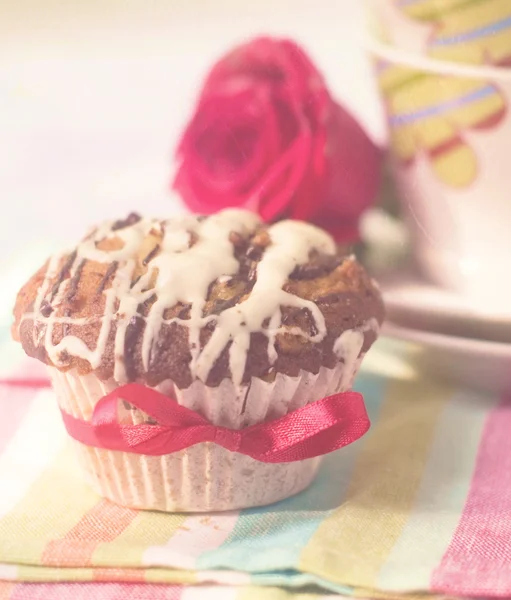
240,391,370,463
60,410,120,450
259,412,370,463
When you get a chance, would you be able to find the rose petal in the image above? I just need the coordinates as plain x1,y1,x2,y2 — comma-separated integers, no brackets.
174,167,251,213
204,37,325,105
175,86,286,212
322,102,383,221
254,128,313,221
180,93,266,184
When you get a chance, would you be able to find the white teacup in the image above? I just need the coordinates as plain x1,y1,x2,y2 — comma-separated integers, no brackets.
367,39,511,309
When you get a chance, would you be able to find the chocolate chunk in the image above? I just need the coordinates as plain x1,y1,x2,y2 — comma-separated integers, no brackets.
112,212,141,231
290,254,345,280
130,274,142,290
66,260,86,303
209,296,241,315
141,294,156,311
96,261,118,295
142,244,160,266
177,304,191,319
246,244,262,260
59,350,71,363
302,308,318,336
124,315,144,381
49,251,77,301
40,300,53,317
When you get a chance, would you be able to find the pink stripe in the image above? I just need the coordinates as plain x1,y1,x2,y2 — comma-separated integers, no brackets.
0,379,50,389
0,385,39,455
432,396,511,596
8,583,184,600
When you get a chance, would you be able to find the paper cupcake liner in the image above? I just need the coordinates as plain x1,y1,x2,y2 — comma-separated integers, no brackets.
49,356,363,512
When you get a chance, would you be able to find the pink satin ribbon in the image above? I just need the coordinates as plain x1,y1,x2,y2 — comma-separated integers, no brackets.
59,383,370,463
0,378,370,463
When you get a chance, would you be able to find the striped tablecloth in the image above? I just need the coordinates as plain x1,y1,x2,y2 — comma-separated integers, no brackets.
1,305,511,598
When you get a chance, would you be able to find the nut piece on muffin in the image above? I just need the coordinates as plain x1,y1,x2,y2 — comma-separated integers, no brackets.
12,209,384,512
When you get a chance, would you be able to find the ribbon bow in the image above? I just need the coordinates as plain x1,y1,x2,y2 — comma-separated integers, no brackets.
60,383,370,463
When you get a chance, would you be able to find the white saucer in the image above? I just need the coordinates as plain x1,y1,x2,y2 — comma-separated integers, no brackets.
383,321,511,394
380,270,511,344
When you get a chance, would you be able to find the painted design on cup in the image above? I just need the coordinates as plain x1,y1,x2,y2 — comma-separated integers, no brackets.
395,0,511,66
377,61,507,186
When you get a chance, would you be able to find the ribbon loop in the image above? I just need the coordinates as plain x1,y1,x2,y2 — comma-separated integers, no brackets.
60,383,370,463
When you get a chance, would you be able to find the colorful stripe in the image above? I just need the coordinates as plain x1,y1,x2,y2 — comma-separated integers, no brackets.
299,376,453,588
15,565,94,582
41,500,139,567
377,388,498,590
92,509,187,568
143,514,239,569
432,395,511,596
8,582,184,600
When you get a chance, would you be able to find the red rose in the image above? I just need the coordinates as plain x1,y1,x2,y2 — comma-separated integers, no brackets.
173,37,382,242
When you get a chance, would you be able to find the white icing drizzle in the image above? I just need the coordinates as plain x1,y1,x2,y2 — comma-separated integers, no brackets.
194,220,335,384
21,209,348,386
333,318,380,390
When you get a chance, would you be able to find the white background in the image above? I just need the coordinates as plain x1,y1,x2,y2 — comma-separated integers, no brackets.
1,1,385,272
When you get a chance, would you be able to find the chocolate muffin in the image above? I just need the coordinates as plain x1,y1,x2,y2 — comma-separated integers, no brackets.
12,209,384,511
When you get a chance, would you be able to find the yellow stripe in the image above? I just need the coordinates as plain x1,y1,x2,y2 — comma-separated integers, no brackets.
299,376,453,589
0,447,98,565
91,510,187,567
353,586,433,600
145,567,196,584
239,588,320,600
15,564,195,584
17,565,94,582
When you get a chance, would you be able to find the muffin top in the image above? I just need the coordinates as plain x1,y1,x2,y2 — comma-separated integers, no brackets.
12,209,384,388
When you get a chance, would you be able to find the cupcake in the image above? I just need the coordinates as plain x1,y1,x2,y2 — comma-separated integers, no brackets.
12,209,384,512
